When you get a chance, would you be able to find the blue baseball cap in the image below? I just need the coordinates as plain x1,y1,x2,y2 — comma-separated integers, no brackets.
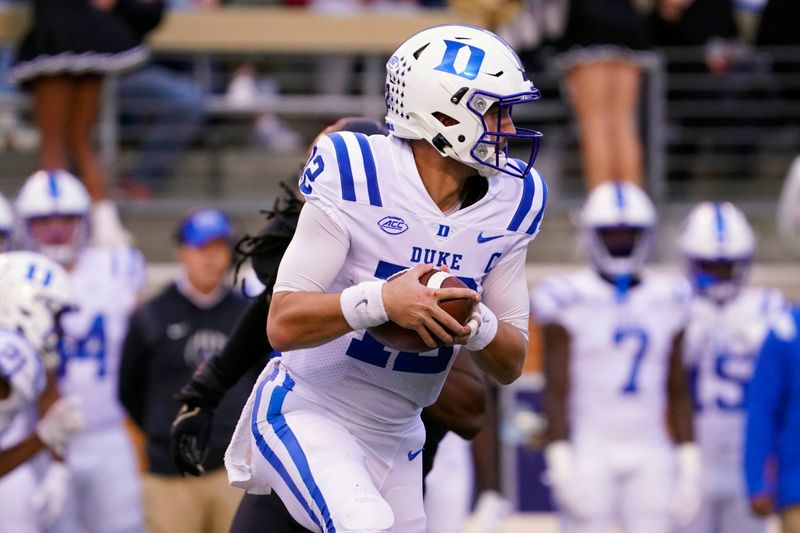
176,209,233,247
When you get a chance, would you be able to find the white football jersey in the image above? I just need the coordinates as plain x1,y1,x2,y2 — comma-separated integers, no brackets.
282,132,546,428
0,329,45,450
684,287,787,468
532,269,691,443
59,246,145,431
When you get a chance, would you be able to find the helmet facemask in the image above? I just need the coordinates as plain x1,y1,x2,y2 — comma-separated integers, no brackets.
466,90,542,178
584,225,655,280
24,214,89,267
687,256,752,304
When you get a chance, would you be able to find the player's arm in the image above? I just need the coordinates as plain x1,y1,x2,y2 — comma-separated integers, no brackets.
543,323,570,443
0,375,45,476
0,374,81,476
268,203,475,351
667,330,694,443
422,350,487,439
464,249,530,385
666,329,703,526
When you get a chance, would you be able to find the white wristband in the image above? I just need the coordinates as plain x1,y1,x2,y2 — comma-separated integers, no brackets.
340,280,389,331
676,442,701,481
465,303,499,351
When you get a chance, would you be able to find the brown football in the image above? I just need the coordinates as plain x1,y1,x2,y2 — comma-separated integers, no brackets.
368,269,474,353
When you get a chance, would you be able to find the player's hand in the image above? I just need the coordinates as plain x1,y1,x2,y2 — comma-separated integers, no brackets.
36,396,84,456
382,264,478,349
32,462,70,528
750,494,774,517
670,443,702,527
544,441,590,519
170,403,215,476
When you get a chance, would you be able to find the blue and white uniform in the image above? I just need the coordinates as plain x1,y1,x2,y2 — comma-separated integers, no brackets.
682,288,786,533
531,269,691,533
53,246,146,533
0,329,47,533
226,132,546,532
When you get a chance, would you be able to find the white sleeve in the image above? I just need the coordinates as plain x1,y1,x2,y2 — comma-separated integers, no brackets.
272,202,350,293
481,248,530,341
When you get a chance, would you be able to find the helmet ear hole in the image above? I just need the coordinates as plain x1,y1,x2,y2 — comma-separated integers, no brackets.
458,135,466,142
432,112,459,127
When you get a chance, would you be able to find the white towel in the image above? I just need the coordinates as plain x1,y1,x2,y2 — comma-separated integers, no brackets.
224,358,279,495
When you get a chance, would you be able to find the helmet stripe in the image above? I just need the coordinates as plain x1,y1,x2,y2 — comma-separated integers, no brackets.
614,182,625,215
47,171,60,199
713,202,726,243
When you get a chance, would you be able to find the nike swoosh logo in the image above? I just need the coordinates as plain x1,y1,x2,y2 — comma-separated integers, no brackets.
477,232,504,243
407,448,424,461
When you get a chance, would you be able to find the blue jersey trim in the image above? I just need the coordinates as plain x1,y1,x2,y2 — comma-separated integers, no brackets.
266,374,336,533
375,260,406,281
507,160,534,232
251,378,324,533
354,133,382,207
526,173,548,235
328,133,356,202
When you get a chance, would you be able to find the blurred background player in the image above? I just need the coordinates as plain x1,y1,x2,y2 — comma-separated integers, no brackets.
0,251,84,532
678,201,784,533
533,181,698,533
14,170,146,533
169,118,488,532
119,208,256,533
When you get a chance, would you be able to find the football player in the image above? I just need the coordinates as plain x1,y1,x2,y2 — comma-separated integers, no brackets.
171,118,488,532
224,24,546,532
0,192,12,251
14,170,146,533
533,182,698,533
679,202,784,533
0,251,83,532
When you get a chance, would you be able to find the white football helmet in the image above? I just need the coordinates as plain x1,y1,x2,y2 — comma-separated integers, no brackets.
385,24,542,178
15,169,91,265
0,192,12,251
679,201,755,303
580,181,657,281
0,251,73,366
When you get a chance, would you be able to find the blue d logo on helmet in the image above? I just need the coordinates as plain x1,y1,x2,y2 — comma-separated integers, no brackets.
178,209,233,248
433,41,486,80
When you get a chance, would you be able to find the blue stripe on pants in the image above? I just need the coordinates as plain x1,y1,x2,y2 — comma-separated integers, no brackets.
266,374,336,533
251,377,324,532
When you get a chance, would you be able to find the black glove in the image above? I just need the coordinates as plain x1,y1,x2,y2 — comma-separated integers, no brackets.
170,403,215,476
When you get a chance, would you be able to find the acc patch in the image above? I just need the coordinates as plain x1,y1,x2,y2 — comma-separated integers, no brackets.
378,216,408,235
